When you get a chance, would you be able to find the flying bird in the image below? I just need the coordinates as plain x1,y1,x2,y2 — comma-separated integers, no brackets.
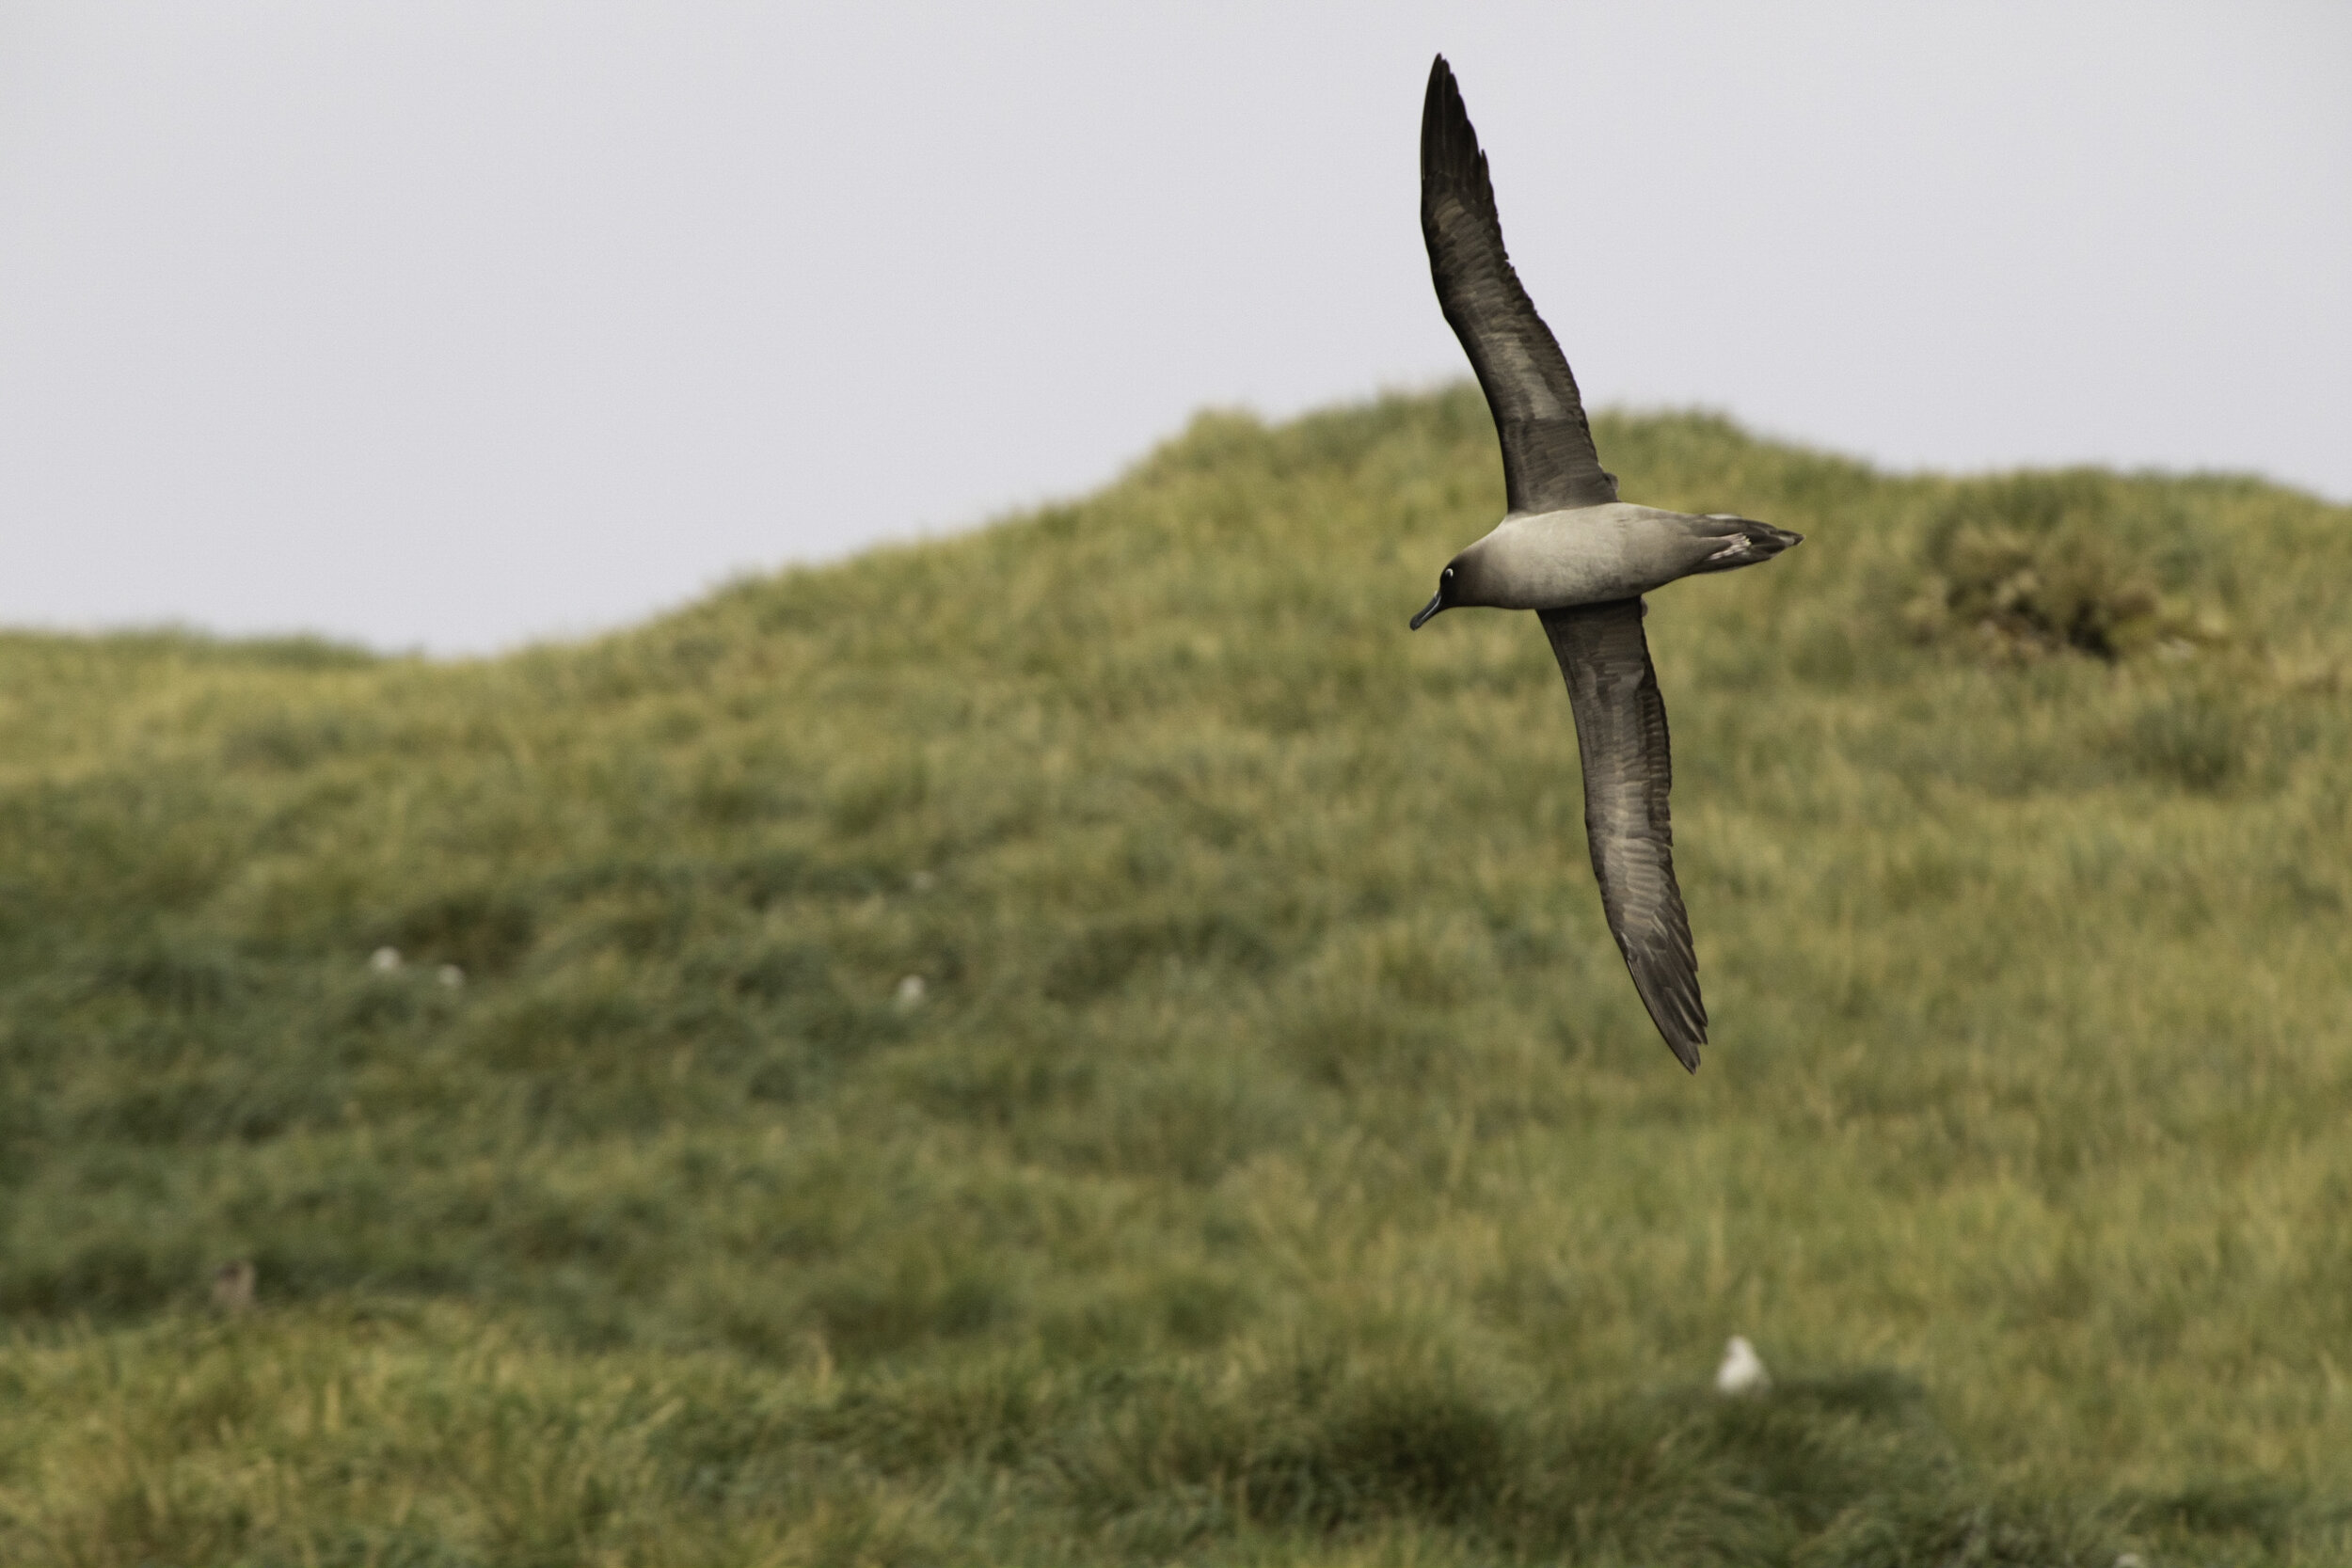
1411,55,1801,1071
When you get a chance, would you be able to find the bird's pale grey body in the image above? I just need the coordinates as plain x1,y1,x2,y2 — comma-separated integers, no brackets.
1410,55,1801,1070
1447,504,1780,610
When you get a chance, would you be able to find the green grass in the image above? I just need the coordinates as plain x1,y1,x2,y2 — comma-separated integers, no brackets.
3,388,2349,1565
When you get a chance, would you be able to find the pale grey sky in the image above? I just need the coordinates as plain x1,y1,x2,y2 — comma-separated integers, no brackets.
2,3,2345,654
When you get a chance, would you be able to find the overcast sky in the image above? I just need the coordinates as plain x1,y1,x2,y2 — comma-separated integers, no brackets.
2,3,2345,655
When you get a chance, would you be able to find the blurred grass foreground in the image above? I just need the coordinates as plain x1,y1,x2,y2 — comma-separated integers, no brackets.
3,388,2349,1566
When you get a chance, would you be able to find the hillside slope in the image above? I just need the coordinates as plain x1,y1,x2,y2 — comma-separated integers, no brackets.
3,389,2349,1565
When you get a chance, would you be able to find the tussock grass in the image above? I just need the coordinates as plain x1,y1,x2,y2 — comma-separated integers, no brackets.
3,388,2350,1563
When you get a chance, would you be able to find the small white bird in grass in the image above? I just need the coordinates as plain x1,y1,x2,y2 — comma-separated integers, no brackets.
1716,1335,1771,1395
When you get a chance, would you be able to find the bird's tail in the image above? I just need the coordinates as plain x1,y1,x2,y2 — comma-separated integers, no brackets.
1690,516,1804,575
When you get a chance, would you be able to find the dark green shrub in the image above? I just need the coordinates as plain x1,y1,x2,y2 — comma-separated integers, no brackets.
1905,472,2221,660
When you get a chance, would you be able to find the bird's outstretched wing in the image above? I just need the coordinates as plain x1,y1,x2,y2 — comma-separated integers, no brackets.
1422,55,1616,515
1539,599,1707,1069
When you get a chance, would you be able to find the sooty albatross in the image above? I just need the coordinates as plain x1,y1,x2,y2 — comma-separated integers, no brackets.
1409,55,1801,1071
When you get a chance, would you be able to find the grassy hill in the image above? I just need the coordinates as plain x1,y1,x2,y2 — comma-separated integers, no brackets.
2,388,2348,1565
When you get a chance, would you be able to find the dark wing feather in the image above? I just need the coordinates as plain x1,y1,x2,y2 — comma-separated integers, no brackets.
1422,55,1616,515
1539,599,1707,1070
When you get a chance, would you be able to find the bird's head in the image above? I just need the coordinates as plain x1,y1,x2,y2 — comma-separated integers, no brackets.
1408,560,1464,630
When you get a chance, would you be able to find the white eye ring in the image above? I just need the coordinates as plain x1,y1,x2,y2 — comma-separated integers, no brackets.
1442,567,1455,580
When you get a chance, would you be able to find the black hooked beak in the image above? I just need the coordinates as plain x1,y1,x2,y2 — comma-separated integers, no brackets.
1408,588,1446,630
